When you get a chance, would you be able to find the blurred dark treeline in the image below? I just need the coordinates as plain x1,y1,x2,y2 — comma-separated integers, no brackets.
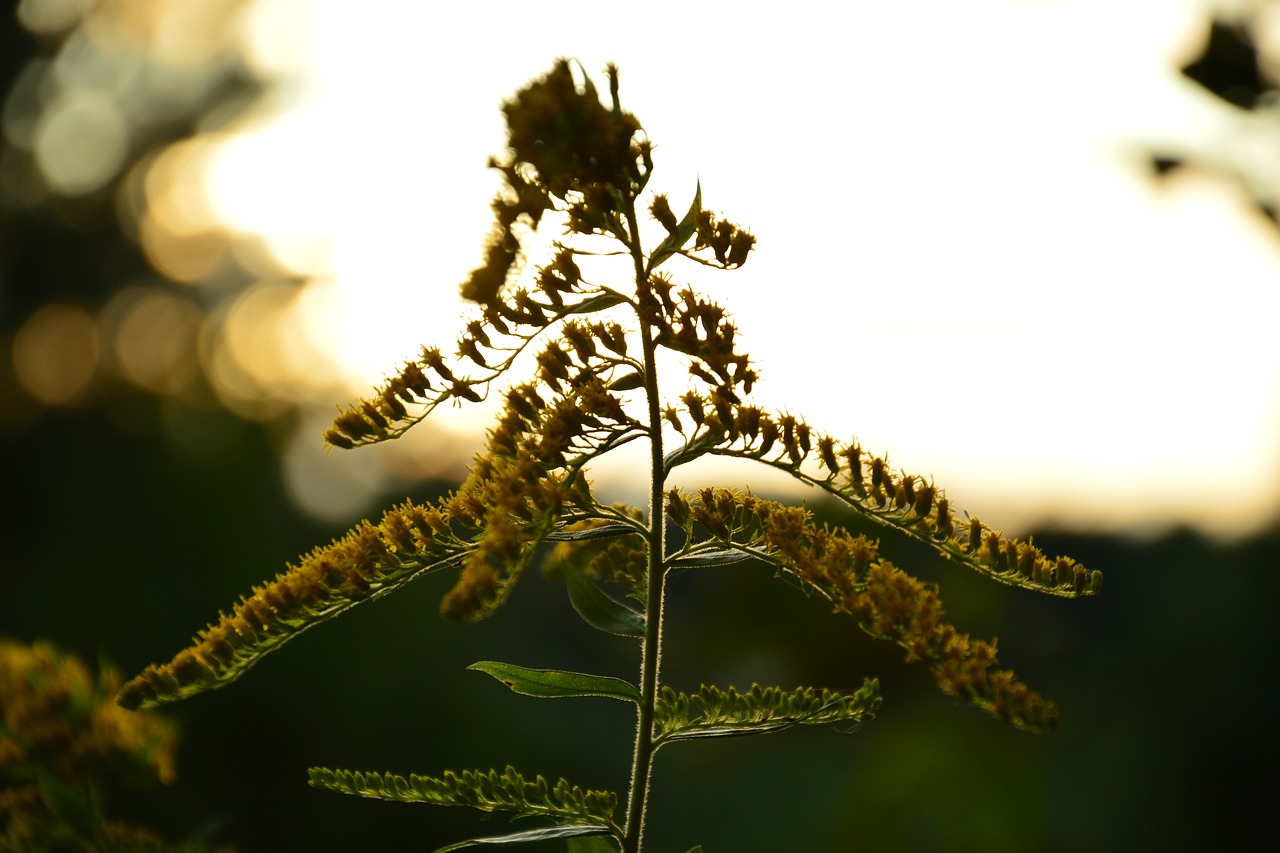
3,3,1279,852
5,398,1279,851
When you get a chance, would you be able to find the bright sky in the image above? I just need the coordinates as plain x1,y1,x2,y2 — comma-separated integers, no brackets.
199,0,1280,536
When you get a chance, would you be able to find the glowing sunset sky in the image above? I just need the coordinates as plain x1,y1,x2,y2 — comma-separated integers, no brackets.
198,0,1280,534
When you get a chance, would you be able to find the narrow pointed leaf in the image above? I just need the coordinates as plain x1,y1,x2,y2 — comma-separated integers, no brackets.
670,549,750,568
646,179,702,273
469,661,641,704
607,371,645,391
433,825,614,852
562,562,645,638
308,765,619,828
546,524,635,542
563,292,626,315
567,837,620,853
662,430,721,475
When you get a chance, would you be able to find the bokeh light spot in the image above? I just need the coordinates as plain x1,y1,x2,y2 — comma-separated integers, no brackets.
139,214,229,284
105,287,202,395
16,0,94,36
282,414,387,522
12,303,100,405
150,0,241,68
238,0,315,78
144,138,221,235
200,280,341,420
32,89,128,195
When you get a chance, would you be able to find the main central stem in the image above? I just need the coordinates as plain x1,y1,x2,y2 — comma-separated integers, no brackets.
621,200,666,853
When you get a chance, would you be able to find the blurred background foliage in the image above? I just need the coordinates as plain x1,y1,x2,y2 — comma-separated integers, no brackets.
1,1,1278,850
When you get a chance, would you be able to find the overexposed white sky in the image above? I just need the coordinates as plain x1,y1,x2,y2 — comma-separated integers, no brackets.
205,0,1280,536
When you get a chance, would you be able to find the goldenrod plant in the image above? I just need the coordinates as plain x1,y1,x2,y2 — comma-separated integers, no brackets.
0,638,228,852
118,61,1101,853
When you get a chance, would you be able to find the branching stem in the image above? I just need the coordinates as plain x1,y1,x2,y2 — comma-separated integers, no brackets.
621,198,666,853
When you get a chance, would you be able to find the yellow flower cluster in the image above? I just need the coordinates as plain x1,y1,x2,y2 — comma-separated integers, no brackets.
668,392,1102,598
1,639,181,847
667,490,1061,732
116,504,470,711
121,358,647,709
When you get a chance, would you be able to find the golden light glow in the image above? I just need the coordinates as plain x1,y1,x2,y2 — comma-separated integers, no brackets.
32,90,129,195
104,287,203,396
149,0,1279,535
12,304,100,406
9,0,1278,534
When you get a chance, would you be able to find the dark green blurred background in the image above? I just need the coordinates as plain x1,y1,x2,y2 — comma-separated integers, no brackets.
3,3,1279,851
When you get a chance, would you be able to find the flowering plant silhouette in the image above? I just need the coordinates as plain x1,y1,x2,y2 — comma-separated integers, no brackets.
118,61,1100,853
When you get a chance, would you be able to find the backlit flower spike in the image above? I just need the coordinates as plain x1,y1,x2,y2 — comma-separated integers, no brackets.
124,384,624,709
438,447,564,623
663,393,1102,598
502,58,645,202
117,499,479,711
680,208,756,269
668,488,1061,733
437,374,646,623
324,265,630,450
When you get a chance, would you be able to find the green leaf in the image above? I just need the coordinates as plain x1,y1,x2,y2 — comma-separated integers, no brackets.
564,292,627,315
607,371,645,391
309,765,619,829
469,661,641,704
562,561,645,638
433,825,615,852
670,549,750,568
654,681,881,748
662,429,722,476
546,523,635,542
646,179,702,273
566,835,620,852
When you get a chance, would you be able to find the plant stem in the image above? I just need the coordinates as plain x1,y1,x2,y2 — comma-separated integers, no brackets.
621,199,666,853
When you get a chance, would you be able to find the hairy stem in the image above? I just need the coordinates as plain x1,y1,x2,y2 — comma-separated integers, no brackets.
622,199,666,853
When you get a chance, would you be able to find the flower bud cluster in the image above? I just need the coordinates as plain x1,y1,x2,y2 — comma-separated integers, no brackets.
525,375,635,469
461,58,648,309
694,209,755,268
438,362,644,621
324,256,621,450
117,507,461,710
846,562,1059,733
671,393,1102,599
459,150,561,309
671,489,1059,733
122,410,596,708
543,510,649,601
673,488,878,599
646,286,756,408
649,194,678,234
503,59,646,201
439,445,565,623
